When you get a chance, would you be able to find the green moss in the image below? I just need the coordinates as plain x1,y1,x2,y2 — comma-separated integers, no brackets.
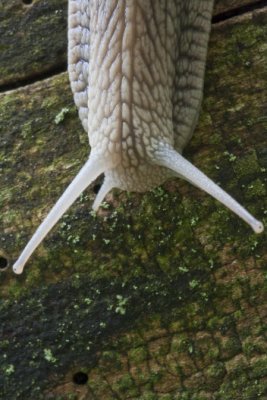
3,364,15,376
43,348,57,364
0,3,266,399
233,151,261,177
242,178,266,199
250,356,267,379
114,373,138,397
54,107,70,125
139,393,158,400
0,0,67,87
158,395,172,400
206,361,226,380
128,346,148,364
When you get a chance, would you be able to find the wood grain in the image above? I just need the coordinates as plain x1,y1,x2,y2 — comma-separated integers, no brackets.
0,3,266,400
0,0,262,87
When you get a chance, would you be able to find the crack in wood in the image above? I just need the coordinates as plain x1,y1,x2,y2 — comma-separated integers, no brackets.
213,0,267,23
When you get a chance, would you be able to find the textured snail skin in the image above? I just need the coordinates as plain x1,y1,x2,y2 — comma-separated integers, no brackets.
13,0,263,274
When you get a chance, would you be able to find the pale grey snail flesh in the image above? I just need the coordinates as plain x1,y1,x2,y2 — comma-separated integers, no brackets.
13,0,264,274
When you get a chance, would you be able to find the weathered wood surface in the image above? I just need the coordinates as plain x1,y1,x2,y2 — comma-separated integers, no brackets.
0,0,67,88
214,0,265,14
0,2,267,400
0,0,262,88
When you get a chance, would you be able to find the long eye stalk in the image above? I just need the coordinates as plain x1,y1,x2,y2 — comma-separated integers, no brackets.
155,145,264,234
13,156,106,274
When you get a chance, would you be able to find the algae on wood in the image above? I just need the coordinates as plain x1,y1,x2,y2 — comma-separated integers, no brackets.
0,0,257,88
214,0,261,14
0,3,267,400
0,0,67,87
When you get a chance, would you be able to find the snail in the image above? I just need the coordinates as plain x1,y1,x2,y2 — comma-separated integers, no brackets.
13,0,263,274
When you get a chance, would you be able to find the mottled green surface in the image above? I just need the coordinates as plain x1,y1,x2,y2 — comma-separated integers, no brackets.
0,5,267,400
214,0,260,14
0,0,67,87
0,0,254,88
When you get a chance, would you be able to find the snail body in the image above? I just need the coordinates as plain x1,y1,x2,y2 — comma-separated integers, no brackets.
13,0,263,274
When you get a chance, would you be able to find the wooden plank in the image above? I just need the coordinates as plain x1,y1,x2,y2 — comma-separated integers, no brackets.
0,0,262,87
0,6,266,399
0,0,67,88
214,0,261,15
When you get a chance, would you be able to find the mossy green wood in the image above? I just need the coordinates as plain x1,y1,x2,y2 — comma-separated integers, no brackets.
0,0,257,88
0,0,67,88
215,0,261,14
0,6,267,400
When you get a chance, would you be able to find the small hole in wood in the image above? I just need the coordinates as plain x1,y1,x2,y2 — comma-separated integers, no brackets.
0,256,8,271
22,0,33,4
73,371,88,385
